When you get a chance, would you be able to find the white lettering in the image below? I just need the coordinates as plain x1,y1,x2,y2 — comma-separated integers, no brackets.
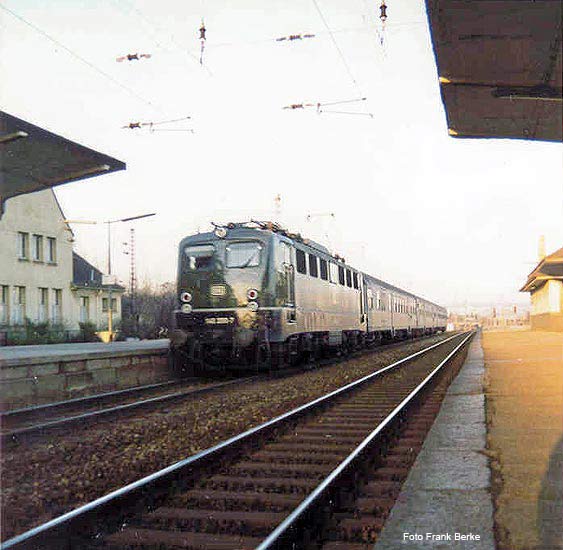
455,533,480,541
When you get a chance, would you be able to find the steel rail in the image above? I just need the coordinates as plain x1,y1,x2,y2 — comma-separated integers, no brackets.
2,332,437,420
2,377,256,442
2,333,444,440
1,331,466,550
256,330,474,549
1,379,183,418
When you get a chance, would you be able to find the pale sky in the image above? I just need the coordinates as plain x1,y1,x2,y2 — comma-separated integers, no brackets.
1,0,562,308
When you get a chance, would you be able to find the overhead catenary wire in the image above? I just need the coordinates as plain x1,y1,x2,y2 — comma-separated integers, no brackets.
121,116,193,131
283,97,371,117
0,3,164,113
192,21,422,51
310,0,367,104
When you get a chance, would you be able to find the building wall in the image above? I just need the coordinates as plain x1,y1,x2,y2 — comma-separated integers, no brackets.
0,190,122,331
530,280,562,315
530,313,563,332
71,287,123,330
0,190,75,327
530,280,563,331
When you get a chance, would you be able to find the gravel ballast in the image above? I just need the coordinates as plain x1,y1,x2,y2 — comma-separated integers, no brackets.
1,334,453,540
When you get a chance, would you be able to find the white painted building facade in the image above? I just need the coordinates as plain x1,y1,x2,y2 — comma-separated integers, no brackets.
0,190,123,332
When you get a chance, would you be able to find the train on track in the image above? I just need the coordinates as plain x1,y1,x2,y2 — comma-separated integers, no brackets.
169,221,447,371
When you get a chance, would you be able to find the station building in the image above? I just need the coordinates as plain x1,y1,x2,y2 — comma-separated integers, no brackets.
0,110,126,340
520,246,563,331
0,189,125,335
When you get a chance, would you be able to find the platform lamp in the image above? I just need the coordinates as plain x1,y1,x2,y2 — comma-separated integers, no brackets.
64,212,156,341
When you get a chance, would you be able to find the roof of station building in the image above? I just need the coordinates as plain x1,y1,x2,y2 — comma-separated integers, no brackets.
0,111,126,213
425,0,562,142
520,246,563,292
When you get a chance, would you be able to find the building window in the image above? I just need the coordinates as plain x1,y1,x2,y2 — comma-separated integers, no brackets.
52,289,62,324
80,296,90,323
47,237,56,263
103,297,118,313
338,265,345,285
17,232,29,260
32,235,43,261
308,254,318,278
0,286,8,324
352,272,359,289
346,269,352,288
38,287,49,322
319,259,328,281
12,286,26,324
296,249,307,274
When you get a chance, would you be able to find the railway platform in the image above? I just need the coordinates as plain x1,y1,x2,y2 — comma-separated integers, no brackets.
483,329,563,550
0,339,169,366
374,331,495,549
0,339,170,409
374,328,563,550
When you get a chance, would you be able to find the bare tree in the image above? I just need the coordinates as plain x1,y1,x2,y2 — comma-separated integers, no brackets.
121,281,176,339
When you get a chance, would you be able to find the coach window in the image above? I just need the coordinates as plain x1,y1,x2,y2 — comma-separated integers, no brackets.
309,254,318,278
345,269,352,288
329,263,338,284
352,272,358,289
338,266,345,285
296,249,307,274
319,259,328,281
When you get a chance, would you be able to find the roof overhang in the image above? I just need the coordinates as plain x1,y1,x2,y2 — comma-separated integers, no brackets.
426,0,562,142
0,111,126,213
520,275,563,292
520,249,563,292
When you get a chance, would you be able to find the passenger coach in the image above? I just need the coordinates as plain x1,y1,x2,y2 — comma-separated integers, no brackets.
170,221,447,371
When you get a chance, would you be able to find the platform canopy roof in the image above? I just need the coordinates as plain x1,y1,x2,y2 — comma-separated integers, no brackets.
520,247,563,292
0,111,125,213
426,0,562,142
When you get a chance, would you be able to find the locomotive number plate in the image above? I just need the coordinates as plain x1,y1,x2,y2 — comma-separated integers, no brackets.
210,284,227,297
204,317,235,325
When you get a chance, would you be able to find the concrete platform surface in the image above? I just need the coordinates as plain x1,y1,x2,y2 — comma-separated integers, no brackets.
0,339,169,367
374,332,495,549
484,329,563,550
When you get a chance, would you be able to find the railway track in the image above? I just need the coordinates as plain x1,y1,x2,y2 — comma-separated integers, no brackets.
1,334,443,443
2,331,472,550
0,378,253,443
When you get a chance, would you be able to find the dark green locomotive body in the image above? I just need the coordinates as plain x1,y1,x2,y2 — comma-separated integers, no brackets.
171,222,447,371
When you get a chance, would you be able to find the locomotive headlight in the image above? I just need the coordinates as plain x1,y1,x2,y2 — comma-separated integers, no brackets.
247,288,258,300
180,292,192,303
247,301,259,312
214,226,228,238
181,303,193,313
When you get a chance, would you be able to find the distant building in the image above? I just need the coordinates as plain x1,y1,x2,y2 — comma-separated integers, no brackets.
0,189,124,333
520,246,563,331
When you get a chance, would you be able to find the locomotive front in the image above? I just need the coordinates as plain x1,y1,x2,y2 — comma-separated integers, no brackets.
170,225,287,370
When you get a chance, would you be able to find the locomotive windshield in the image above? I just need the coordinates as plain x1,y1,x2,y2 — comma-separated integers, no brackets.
225,241,262,268
183,244,215,270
